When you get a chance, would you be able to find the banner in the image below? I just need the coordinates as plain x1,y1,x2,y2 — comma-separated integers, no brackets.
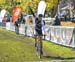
6,22,11,30
50,27,58,43
0,9,6,22
45,26,50,40
26,25,34,36
12,6,22,23
37,1,46,16
49,26,74,47
19,24,25,34
65,28,74,45
60,28,66,44
10,23,15,31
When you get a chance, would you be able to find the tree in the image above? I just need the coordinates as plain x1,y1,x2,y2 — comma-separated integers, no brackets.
0,0,59,16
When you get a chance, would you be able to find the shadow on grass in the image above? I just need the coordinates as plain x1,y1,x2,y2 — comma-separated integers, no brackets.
43,55,75,60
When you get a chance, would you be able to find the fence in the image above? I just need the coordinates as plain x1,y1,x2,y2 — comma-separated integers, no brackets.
0,22,6,28
1,22,75,47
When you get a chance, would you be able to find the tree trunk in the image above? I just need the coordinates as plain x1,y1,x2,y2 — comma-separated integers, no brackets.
51,6,58,18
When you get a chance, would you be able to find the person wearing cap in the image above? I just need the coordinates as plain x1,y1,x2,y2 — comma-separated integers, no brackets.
35,14,44,58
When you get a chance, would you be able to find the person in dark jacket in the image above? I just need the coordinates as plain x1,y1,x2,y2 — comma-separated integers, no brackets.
15,13,23,34
35,14,44,58
35,15,42,36
54,16,60,25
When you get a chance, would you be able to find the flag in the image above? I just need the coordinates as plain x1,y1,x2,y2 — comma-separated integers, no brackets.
0,9,6,22
12,6,22,23
37,1,46,16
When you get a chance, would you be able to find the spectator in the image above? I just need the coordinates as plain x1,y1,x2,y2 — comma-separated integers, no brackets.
53,16,60,25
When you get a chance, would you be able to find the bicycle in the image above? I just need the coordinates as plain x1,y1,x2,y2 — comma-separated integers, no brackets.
35,35,43,58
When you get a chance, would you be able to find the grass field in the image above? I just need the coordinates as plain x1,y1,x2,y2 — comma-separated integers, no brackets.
0,28,75,62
